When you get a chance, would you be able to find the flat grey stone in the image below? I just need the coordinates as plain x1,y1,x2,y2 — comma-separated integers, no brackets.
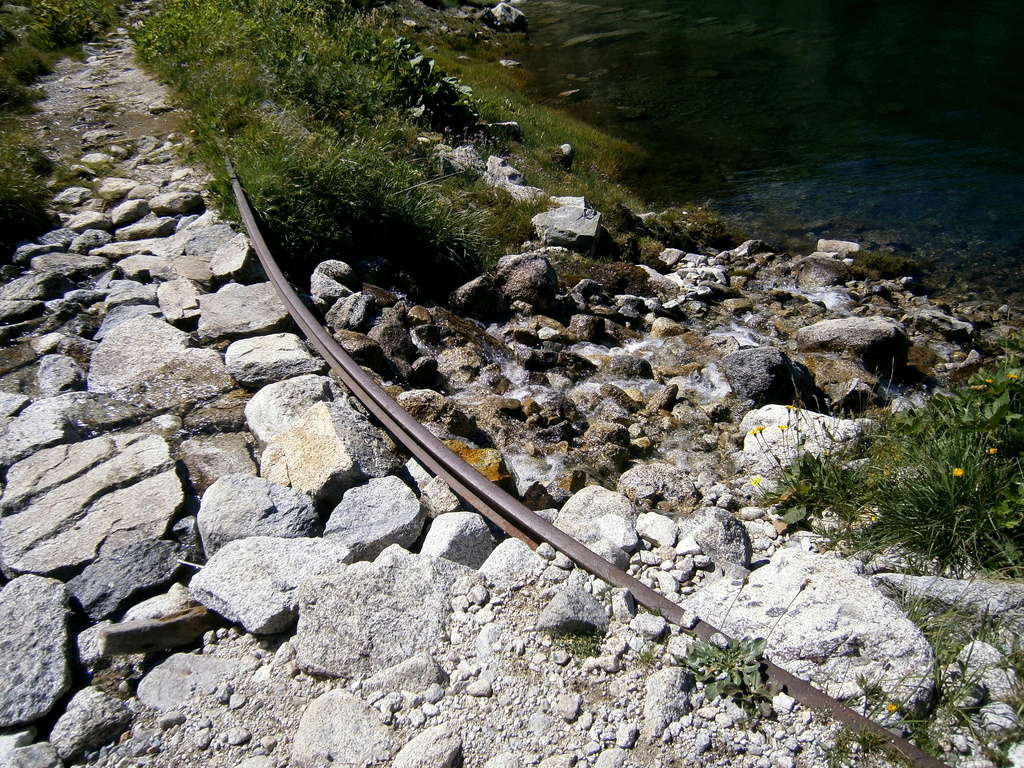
114,216,177,241
0,273,72,303
324,476,425,561
87,316,234,411
137,653,238,711
292,690,394,768
554,487,639,568
94,303,163,340
35,354,85,397
225,333,325,387
66,539,180,620
109,199,150,227
149,190,203,216
296,546,481,677
197,474,319,555
796,316,908,372
104,279,158,309
642,668,693,739
479,538,545,591
362,651,448,696
190,536,354,634
197,282,289,341
0,576,71,727
532,200,601,255
0,433,183,576
156,277,202,324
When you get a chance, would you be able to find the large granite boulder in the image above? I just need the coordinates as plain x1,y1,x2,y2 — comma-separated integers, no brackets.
225,332,325,387
324,476,425,561
244,374,343,446
494,250,559,312
721,346,813,407
553,486,639,568
684,547,935,716
196,282,290,341
796,317,908,373
0,434,183,576
531,198,601,256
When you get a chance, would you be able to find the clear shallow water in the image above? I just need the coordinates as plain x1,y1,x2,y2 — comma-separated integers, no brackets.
515,0,1024,300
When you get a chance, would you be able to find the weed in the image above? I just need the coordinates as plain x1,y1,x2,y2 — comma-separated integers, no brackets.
850,249,922,281
549,628,602,658
683,634,773,715
825,727,906,768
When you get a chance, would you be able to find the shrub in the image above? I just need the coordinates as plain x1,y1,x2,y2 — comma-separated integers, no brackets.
769,338,1024,576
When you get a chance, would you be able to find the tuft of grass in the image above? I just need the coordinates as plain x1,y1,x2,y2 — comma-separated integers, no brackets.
767,336,1024,577
825,727,907,768
0,127,52,253
549,628,602,658
850,249,922,281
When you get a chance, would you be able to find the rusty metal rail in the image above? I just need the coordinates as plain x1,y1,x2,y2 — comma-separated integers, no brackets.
226,161,948,768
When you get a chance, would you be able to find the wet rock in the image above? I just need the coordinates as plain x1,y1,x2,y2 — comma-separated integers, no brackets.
156,278,202,324
296,545,482,677
396,389,475,438
0,300,44,324
67,539,180,620
197,282,290,341
324,476,425,561
480,538,546,591
0,433,182,576
436,346,484,387
368,321,415,361
225,333,325,387
796,253,852,289
420,511,496,568
190,536,354,633
536,582,609,634
617,462,697,513
905,307,975,343
325,292,379,333
451,275,508,319
481,2,527,30
721,346,812,407
739,404,872,479
292,691,395,768
392,725,462,768
0,576,71,727
532,198,601,256
309,260,355,308
796,317,908,373
137,653,238,711
684,547,935,715
495,251,559,312
244,374,343,445
178,432,255,493
197,474,319,555
554,487,639,567
87,316,234,410
260,400,403,502
50,687,131,761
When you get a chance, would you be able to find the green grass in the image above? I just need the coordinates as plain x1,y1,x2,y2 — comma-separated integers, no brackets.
0,0,118,252
549,628,602,658
767,335,1024,577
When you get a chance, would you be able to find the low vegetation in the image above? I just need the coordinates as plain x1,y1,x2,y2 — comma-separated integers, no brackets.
0,0,118,252
768,333,1024,577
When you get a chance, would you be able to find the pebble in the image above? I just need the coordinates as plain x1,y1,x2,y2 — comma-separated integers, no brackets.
226,727,252,746
467,678,493,697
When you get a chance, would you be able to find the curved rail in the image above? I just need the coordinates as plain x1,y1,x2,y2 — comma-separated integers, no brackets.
226,161,949,768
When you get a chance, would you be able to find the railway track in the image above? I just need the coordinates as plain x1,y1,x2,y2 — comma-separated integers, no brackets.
227,161,949,768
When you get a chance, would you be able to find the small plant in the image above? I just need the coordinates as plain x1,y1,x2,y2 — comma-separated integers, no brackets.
549,628,602,658
684,634,773,715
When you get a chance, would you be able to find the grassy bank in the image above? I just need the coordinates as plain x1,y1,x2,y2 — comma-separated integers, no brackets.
769,334,1024,578
134,0,742,296
0,0,119,252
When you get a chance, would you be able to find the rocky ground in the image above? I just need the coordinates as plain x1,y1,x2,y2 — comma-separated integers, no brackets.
2,6,1024,768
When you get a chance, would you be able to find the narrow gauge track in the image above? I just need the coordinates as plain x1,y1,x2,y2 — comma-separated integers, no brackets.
227,162,949,768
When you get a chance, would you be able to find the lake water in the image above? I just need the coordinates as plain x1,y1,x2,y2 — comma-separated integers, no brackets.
515,0,1024,301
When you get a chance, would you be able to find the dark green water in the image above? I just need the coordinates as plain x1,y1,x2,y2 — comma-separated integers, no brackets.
516,0,1024,300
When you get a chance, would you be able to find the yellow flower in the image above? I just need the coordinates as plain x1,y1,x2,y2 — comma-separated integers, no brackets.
751,476,763,487
952,467,965,477
778,425,789,431
987,447,999,455
1009,373,1020,380
985,378,994,384
785,405,796,410
749,425,765,436
886,703,899,713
